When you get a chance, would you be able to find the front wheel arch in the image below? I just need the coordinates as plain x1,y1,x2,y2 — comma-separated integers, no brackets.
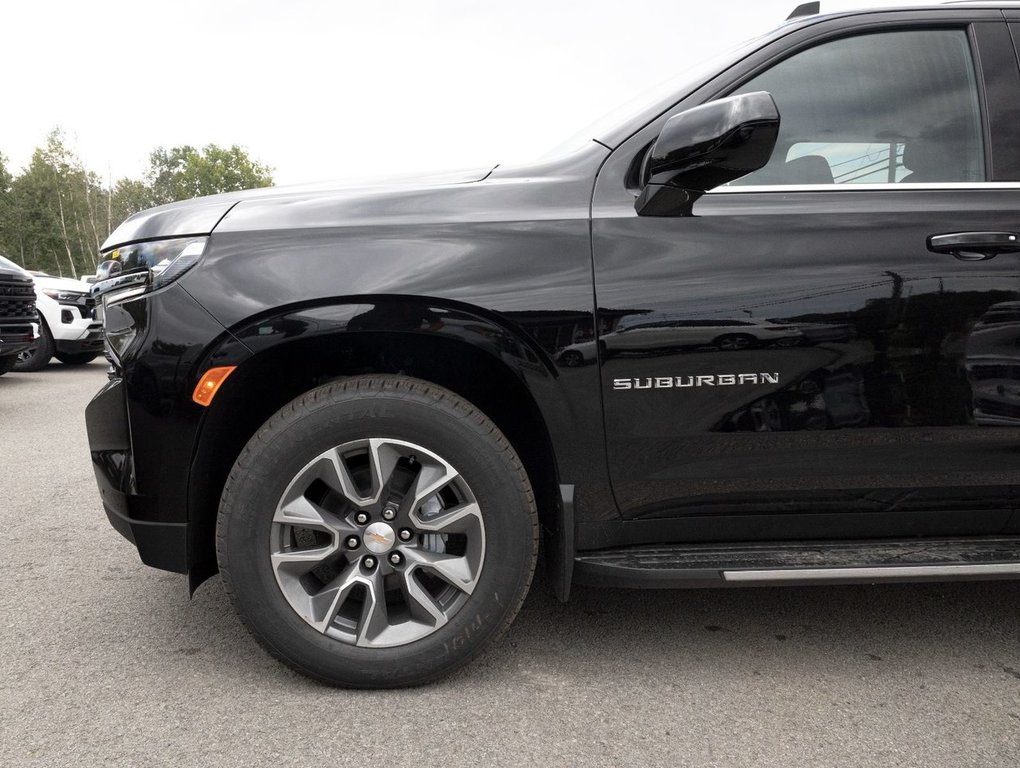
187,329,563,590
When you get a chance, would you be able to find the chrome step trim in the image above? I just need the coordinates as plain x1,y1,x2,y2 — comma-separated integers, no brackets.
723,563,1020,582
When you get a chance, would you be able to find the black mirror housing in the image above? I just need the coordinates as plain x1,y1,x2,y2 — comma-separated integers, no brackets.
636,91,780,216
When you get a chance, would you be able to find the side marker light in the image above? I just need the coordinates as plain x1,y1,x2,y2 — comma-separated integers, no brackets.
192,366,237,406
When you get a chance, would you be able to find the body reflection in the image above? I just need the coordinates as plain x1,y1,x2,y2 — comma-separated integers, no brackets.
591,187,1020,526
965,301,1020,425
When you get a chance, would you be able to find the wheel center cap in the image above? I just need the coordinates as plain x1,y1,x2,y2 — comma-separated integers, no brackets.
363,522,396,553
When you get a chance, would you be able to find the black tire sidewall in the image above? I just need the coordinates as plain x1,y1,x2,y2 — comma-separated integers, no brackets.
14,319,54,372
218,378,537,687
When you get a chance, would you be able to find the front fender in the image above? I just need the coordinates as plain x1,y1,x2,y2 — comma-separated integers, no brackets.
191,294,614,514
225,295,558,379
181,294,616,586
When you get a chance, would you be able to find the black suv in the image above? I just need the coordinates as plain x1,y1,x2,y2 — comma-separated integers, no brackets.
87,3,1020,687
0,256,37,375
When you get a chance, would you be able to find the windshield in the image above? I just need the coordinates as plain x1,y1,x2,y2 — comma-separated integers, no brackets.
540,31,774,158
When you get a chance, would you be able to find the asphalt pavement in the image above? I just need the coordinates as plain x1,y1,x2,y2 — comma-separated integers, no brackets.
1,362,1018,767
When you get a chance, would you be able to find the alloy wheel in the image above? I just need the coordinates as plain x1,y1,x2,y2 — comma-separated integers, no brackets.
270,438,485,649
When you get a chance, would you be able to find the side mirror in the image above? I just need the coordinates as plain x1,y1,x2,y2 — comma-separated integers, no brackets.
636,91,780,217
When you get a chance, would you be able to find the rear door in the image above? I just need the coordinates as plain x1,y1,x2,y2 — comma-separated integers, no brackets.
591,10,1020,540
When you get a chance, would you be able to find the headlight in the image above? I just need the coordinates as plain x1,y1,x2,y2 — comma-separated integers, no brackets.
107,236,207,289
93,236,207,365
42,289,87,303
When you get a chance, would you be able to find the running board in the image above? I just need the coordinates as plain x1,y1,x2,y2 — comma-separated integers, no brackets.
572,537,1020,589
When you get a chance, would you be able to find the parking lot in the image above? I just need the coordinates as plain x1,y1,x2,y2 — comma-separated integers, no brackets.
1,362,1018,767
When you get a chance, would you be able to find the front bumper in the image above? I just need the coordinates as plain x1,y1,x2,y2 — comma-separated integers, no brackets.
55,325,104,355
0,323,37,357
85,377,188,572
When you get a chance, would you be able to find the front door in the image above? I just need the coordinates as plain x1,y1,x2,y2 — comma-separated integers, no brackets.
592,16,1020,540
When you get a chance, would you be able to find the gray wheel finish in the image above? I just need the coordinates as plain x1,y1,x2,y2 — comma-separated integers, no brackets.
14,319,53,372
216,375,539,687
270,437,484,648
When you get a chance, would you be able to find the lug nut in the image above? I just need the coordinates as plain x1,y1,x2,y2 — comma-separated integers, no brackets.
388,552,402,566
345,536,360,550
363,556,376,569
354,512,370,525
382,507,397,521
398,528,413,542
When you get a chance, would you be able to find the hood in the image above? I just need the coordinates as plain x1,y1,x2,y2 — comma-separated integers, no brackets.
101,166,496,251
0,254,32,278
31,273,92,292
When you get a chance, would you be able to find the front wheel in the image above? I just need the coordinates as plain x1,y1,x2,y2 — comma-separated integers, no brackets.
14,320,54,372
217,375,539,687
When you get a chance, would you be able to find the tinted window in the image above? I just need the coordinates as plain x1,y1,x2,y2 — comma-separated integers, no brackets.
730,30,984,186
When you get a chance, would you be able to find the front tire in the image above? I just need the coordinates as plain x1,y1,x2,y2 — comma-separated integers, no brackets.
217,375,539,688
14,320,54,372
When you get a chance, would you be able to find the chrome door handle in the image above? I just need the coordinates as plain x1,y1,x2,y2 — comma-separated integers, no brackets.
927,231,1020,261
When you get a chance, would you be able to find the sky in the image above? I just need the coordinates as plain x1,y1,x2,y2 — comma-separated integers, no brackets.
2,0,910,186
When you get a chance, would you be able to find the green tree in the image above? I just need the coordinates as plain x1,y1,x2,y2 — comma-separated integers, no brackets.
0,134,274,275
0,153,16,264
110,177,153,226
6,130,109,277
147,144,273,205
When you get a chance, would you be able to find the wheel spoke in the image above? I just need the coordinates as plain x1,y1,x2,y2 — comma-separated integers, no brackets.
275,494,330,528
306,564,365,631
274,494,355,549
367,438,404,501
322,438,403,507
404,548,478,595
325,449,375,507
400,568,448,624
271,542,338,577
414,501,482,535
355,568,391,646
409,456,460,511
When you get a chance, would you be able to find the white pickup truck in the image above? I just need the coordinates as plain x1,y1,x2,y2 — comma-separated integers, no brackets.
14,268,103,371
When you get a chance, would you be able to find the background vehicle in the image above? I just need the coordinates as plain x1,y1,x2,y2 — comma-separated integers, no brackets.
14,271,102,371
87,3,1020,687
558,314,802,365
965,301,1020,425
0,255,38,376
